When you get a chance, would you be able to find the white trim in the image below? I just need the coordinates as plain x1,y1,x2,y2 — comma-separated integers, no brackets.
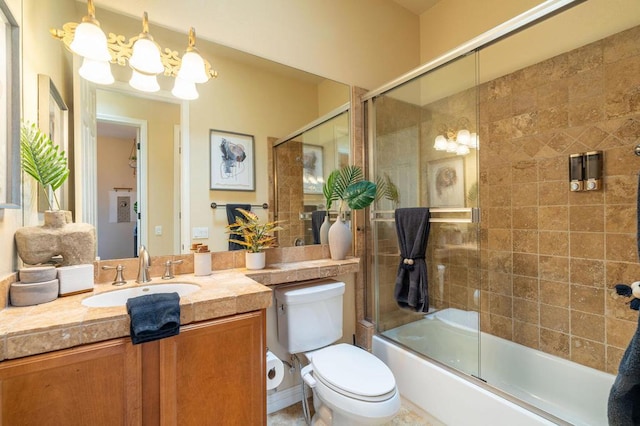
173,124,181,254
267,384,312,415
96,113,148,250
180,102,190,254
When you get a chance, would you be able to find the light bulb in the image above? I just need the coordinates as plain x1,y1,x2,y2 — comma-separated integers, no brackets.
177,50,208,84
457,129,471,145
456,144,470,156
129,37,164,75
70,21,111,62
78,58,114,85
434,135,447,151
446,140,458,153
171,76,199,100
129,70,160,92
469,133,479,149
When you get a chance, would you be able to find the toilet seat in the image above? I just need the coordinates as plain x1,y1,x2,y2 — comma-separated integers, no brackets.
305,344,397,401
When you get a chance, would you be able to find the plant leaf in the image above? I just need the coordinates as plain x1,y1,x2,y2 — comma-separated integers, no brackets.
323,169,340,210
383,173,399,206
343,180,376,210
20,122,69,210
334,165,363,200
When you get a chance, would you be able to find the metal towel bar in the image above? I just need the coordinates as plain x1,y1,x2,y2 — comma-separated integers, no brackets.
371,207,480,224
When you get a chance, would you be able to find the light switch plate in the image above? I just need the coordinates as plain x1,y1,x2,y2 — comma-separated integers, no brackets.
192,227,209,239
155,225,163,235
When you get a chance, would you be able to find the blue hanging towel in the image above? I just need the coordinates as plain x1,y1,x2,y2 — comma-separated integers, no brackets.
394,207,431,312
226,204,252,251
608,311,640,425
126,292,180,345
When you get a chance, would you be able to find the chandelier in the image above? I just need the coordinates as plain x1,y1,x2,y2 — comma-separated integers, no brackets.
50,0,217,100
433,117,479,156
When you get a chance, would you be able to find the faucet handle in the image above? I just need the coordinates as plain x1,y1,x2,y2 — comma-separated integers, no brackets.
162,259,184,280
102,264,127,286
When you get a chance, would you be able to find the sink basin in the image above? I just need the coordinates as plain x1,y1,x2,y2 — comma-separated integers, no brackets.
82,283,200,308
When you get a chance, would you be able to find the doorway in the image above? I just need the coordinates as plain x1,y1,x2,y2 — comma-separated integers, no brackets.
96,120,141,260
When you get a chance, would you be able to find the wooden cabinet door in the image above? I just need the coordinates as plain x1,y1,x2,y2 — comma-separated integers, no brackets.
0,338,142,426
157,310,266,426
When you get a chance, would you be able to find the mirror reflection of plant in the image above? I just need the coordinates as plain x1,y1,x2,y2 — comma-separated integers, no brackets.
376,173,400,208
225,208,285,253
20,122,70,211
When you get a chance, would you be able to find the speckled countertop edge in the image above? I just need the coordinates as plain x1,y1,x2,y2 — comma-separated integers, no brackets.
0,258,360,361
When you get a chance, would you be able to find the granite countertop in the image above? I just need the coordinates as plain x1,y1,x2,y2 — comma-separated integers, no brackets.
0,257,360,361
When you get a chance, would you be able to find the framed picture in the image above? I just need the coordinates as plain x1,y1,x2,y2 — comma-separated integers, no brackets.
0,0,19,209
210,129,255,191
302,144,323,194
427,157,465,207
38,74,69,212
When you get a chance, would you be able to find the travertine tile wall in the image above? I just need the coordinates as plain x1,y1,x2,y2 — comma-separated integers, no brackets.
272,140,305,246
479,25,640,373
373,25,640,375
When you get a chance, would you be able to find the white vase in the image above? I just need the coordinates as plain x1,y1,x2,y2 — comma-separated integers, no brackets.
245,251,266,270
319,214,330,244
328,218,352,260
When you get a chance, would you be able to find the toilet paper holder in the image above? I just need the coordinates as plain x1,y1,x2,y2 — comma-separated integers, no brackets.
266,350,285,391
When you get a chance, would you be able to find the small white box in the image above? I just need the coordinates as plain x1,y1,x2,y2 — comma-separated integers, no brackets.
57,264,94,296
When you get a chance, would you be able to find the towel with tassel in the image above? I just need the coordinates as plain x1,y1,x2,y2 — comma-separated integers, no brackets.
126,292,180,345
608,309,640,425
394,207,431,312
226,204,252,251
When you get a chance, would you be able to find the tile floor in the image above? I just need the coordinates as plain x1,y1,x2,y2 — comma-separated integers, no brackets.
267,399,439,425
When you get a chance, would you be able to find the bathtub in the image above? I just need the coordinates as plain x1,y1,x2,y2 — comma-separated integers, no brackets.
373,308,616,426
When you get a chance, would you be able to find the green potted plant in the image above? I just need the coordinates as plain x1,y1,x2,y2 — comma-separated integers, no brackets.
20,122,70,212
322,165,377,260
225,208,284,269
15,122,96,267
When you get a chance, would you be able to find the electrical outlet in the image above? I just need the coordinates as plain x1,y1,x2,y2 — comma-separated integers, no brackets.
192,227,209,239
155,225,162,236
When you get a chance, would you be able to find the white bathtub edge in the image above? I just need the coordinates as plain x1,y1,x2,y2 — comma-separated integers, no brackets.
373,335,558,426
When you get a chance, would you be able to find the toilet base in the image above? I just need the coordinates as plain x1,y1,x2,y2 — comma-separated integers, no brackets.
310,386,400,426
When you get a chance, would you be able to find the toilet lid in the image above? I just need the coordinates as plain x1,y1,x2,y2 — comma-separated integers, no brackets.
310,344,396,400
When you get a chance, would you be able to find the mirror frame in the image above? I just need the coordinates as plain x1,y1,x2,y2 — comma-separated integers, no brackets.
0,0,20,209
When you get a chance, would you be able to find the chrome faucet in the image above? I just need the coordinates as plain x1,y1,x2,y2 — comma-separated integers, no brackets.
136,245,152,283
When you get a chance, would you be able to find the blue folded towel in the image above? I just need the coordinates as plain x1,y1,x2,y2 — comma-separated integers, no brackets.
126,292,181,345
608,312,640,425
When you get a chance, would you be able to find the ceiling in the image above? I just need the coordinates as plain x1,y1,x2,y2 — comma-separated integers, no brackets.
391,0,440,15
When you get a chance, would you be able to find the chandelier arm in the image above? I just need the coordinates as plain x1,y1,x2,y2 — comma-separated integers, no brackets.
50,10,219,87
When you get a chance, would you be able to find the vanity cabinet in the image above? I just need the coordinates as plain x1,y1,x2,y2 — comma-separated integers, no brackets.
0,310,266,426
143,310,266,426
0,338,142,425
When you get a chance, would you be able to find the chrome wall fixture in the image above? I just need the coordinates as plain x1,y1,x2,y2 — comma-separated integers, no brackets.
50,0,217,100
569,151,603,192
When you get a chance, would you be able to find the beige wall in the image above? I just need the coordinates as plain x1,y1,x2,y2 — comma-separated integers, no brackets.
93,0,421,91
0,0,76,276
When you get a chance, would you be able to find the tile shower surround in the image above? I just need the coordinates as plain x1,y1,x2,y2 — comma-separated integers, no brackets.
376,25,640,375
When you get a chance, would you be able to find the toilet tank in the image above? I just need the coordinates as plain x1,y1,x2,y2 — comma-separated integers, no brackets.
275,280,345,354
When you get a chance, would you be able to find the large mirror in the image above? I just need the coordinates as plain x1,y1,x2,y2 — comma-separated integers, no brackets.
67,4,350,259
273,108,350,247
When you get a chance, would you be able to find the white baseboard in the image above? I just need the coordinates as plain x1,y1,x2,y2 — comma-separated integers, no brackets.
267,384,312,415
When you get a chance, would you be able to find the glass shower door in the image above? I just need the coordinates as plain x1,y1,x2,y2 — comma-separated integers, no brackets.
369,52,481,377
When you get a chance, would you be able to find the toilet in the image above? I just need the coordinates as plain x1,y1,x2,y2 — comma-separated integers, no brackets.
275,280,400,425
